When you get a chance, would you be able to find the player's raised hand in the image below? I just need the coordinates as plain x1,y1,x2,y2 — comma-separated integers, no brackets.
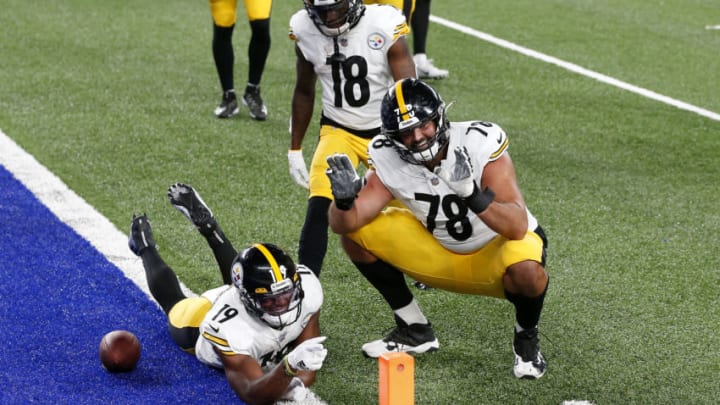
435,146,495,214
434,146,475,197
325,153,363,210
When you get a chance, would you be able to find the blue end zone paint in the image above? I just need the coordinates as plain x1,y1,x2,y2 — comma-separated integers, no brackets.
0,165,240,404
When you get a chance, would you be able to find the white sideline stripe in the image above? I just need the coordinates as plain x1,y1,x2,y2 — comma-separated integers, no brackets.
431,15,720,122
0,131,183,298
0,129,327,405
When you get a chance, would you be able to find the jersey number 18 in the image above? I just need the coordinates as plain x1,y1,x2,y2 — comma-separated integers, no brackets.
330,56,370,107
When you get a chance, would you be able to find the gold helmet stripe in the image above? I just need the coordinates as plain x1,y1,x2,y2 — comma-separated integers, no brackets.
253,243,284,282
394,80,410,123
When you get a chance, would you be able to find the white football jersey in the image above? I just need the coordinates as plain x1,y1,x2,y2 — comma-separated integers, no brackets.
194,266,323,370
289,5,409,131
369,121,538,253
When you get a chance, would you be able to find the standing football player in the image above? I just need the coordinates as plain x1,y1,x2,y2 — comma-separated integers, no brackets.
326,78,549,379
409,0,448,79
209,0,271,120
128,183,327,403
287,0,416,276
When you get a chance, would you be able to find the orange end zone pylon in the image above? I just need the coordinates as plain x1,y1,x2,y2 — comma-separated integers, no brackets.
379,352,414,405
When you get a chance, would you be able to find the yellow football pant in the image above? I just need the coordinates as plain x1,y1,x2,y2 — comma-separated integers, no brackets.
347,207,545,298
167,296,212,353
209,0,272,27
364,0,415,21
309,125,372,199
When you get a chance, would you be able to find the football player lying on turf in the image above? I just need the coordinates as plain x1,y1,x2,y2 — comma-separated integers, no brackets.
129,183,326,404
326,78,549,379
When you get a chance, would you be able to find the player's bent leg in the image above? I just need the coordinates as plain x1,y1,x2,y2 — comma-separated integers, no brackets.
167,183,217,234
504,261,549,380
503,260,548,298
167,183,238,284
339,233,375,262
495,228,549,379
342,237,439,357
130,214,187,314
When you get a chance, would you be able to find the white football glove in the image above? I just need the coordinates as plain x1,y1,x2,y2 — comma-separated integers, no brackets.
434,146,476,197
280,377,308,401
288,149,309,189
286,336,328,372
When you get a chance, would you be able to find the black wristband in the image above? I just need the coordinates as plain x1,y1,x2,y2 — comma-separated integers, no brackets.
334,198,355,211
464,183,495,214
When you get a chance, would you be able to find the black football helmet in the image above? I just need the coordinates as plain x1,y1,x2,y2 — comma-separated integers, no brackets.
231,243,304,329
381,78,450,165
303,0,364,37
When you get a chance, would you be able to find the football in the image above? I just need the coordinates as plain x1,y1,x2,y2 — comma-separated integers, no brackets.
99,330,141,372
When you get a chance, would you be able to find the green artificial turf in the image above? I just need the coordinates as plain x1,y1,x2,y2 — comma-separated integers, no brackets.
2,0,718,403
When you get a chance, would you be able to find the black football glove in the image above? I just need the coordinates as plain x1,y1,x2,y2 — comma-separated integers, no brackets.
325,153,363,211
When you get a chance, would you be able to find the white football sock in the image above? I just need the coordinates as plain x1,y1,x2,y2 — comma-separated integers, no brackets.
394,299,428,325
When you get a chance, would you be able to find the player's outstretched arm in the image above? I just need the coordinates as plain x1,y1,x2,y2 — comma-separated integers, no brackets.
327,167,393,235
216,313,327,405
218,351,295,405
217,338,325,404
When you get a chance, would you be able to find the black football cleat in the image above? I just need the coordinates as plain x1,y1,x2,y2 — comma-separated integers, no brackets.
361,316,439,358
512,327,547,379
242,86,267,121
167,183,217,235
214,90,240,118
128,214,155,256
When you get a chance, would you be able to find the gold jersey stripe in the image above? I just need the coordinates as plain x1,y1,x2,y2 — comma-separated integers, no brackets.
202,331,229,348
490,137,509,160
392,22,410,40
202,332,237,356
